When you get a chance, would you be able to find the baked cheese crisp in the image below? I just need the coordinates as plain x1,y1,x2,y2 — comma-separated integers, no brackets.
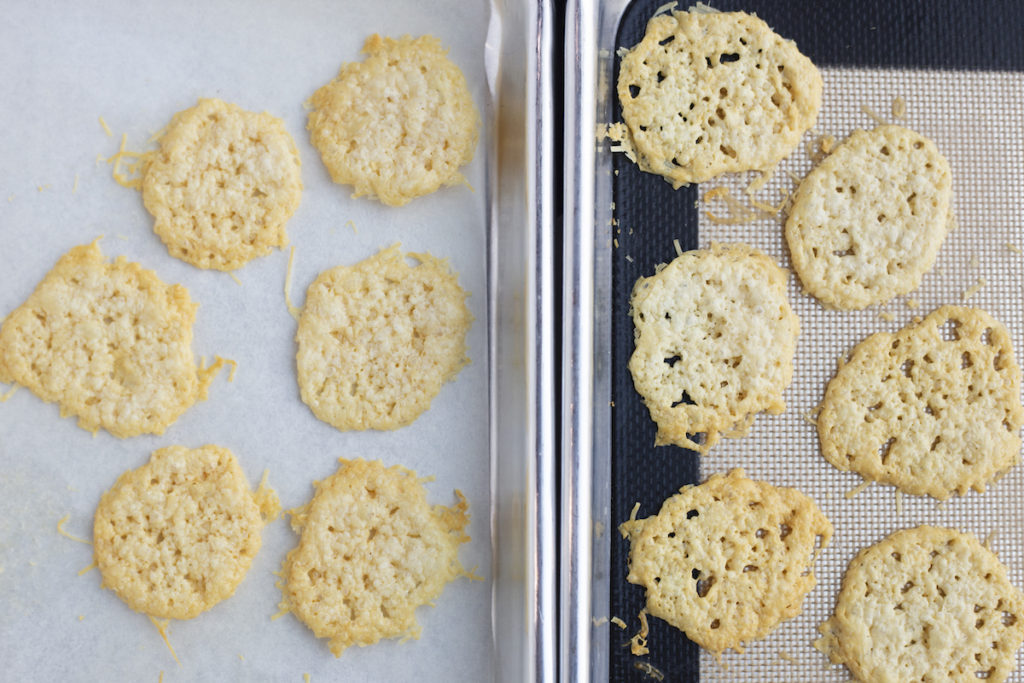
307,34,479,206
818,306,1024,499
295,244,471,431
281,459,470,655
628,243,799,453
141,98,303,271
622,469,831,655
818,526,1024,682
93,445,278,620
0,241,220,437
786,125,953,309
610,9,821,186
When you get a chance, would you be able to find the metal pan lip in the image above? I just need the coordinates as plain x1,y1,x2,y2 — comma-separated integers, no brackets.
561,1,632,681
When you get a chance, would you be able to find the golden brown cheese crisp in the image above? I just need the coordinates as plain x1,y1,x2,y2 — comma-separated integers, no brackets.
281,459,470,655
622,469,831,654
141,98,303,271
818,306,1023,499
295,244,471,431
628,243,799,453
0,242,219,437
818,526,1024,682
612,9,821,186
93,445,278,620
308,34,478,206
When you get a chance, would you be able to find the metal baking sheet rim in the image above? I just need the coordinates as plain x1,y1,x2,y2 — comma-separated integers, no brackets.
560,1,663,681
492,1,558,682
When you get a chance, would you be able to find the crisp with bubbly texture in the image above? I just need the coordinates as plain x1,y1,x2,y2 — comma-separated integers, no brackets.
307,34,478,206
93,445,278,620
142,98,303,271
295,244,471,431
628,242,799,453
0,242,218,437
786,125,953,309
818,306,1024,499
281,458,470,656
818,526,1024,682
621,469,832,654
610,9,821,186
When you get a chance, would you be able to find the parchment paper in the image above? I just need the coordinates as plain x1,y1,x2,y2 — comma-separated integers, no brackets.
0,2,495,681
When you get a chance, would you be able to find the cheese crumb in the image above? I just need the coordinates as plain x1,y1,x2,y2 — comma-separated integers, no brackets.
891,96,907,119
634,660,665,680
961,278,986,300
98,116,114,137
630,610,650,656
860,105,889,126
845,480,872,499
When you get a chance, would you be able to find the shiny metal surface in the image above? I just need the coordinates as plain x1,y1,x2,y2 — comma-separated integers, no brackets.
491,1,557,681
562,2,631,681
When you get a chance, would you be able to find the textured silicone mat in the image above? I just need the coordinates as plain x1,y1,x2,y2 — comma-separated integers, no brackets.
605,2,1024,681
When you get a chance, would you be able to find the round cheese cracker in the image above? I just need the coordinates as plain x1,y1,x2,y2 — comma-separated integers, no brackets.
93,445,277,620
621,469,832,654
295,244,471,432
307,34,479,207
612,9,821,186
142,98,303,271
628,242,799,453
818,526,1024,682
786,125,953,309
818,306,1024,499
281,458,470,656
0,242,218,437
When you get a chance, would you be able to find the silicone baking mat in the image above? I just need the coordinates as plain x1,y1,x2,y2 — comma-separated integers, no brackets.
605,1,1024,680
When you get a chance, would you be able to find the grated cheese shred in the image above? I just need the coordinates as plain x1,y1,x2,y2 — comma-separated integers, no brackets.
103,133,155,190
283,246,302,321
57,515,92,545
845,480,872,499
148,616,181,666
630,610,650,656
860,105,889,126
961,278,987,300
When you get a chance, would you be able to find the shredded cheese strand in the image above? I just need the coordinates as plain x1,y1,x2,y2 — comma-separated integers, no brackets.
148,616,181,666
284,246,301,321
57,515,92,545
845,480,872,499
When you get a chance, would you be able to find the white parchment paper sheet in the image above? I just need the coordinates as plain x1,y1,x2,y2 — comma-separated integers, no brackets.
0,2,494,680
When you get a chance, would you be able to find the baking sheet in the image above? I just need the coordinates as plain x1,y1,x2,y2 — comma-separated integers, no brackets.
572,1,1024,681
0,2,495,680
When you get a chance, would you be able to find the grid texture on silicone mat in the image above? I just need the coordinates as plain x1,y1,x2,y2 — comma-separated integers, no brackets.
690,68,1024,681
